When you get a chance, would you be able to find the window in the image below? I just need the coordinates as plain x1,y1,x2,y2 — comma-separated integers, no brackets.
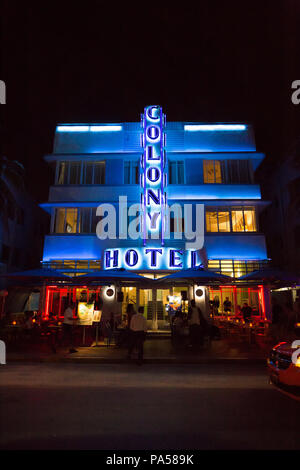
203,159,252,184
55,208,66,233
79,208,91,233
69,162,81,184
57,162,69,184
226,160,252,184
54,208,78,233
206,211,218,232
168,161,184,184
94,162,105,184
203,160,222,183
206,210,230,232
124,161,139,184
232,207,256,232
231,209,245,232
57,161,105,185
208,259,268,277
83,161,105,184
206,207,257,232
65,209,78,233
84,162,93,184
44,259,101,273
53,208,102,234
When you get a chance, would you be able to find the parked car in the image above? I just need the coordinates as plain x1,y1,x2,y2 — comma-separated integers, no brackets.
267,341,300,388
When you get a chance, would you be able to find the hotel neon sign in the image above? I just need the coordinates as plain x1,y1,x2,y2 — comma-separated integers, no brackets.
104,247,201,270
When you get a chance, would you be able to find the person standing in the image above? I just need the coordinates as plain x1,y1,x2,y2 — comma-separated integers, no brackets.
241,302,252,323
188,299,207,348
127,306,147,365
126,303,135,329
63,302,78,353
223,297,232,314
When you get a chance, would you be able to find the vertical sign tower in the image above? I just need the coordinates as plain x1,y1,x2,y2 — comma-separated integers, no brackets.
140,105,167,246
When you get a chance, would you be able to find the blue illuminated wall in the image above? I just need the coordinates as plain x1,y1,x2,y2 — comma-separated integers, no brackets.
41,112,269,270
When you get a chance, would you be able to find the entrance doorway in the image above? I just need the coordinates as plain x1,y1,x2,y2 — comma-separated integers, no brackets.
138,287,189,331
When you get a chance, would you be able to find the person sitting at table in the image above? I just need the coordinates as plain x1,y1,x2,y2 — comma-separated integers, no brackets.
223,297,232,314
241,303,252,323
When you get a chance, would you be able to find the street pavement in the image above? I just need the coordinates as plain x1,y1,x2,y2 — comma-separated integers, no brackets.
0,363,299,450
5,336,271,363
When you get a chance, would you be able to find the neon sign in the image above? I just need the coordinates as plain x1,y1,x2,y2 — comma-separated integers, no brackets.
104,248,201,270
141,105,167,245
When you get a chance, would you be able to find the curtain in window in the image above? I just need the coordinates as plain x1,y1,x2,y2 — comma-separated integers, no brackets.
244,209,256,231
65,209,78,233
55,208,65,232
206,212,218,232
218,211,230,232
231,209,245,232
57,162,69,184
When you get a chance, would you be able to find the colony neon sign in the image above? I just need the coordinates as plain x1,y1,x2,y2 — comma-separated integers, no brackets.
141,105,167,245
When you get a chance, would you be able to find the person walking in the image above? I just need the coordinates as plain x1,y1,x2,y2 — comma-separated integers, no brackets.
63,302,78,353
127,306,148,365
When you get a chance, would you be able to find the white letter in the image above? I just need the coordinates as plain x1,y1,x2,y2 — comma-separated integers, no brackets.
0,80,6,105
118,196,128,239
0,340,6,364
128,203,143,240
184,203,204,250
291,340,300,365
291,80,300,105
96,204,116,239
164,203,183,240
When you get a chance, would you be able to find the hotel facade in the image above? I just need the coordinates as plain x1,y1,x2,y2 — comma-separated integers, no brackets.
40,106,271,328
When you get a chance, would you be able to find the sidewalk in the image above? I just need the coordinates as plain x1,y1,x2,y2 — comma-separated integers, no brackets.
5,336,272,364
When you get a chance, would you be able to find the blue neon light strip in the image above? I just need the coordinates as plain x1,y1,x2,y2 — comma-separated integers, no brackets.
184,124,246,131
90,125,122,132
57,125,122,132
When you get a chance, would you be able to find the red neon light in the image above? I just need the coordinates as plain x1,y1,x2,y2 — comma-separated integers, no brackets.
273,342,287,350
260,285,266,319
44,286,50,319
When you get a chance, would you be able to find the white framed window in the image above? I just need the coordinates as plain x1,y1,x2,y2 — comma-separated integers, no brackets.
56,161,105,185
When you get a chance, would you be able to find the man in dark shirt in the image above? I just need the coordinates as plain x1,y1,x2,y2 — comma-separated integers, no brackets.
241,303,252,323
223,297,232,314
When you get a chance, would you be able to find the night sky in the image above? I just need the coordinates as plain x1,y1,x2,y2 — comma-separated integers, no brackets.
1,1,299,202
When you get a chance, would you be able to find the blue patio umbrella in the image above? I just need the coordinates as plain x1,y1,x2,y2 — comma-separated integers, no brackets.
237,268,300,285
0,267,71,281
158,266,232,284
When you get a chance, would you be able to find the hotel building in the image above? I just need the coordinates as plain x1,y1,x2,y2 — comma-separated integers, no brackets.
40,106,271,328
